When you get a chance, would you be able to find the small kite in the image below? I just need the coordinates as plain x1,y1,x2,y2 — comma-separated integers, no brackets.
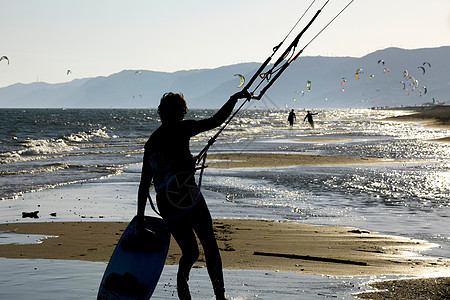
418,66,425,74
295,90,305,97
383,68,390,73
355,68,364,79
234,74,245,88
423,62,431,68
67,70,72,75
306,80,311,91
341,78,347,91
0,56,9,65
377,59,385,66
403,70,409,79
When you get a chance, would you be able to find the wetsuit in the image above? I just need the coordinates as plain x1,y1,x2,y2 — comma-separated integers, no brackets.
138,97,238,298
288,110,296,126
304,112,318,128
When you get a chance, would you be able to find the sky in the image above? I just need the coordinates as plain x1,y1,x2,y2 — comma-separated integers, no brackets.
0,0,449,88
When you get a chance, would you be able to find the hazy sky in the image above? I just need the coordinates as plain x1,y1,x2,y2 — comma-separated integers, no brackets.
1,0,449,88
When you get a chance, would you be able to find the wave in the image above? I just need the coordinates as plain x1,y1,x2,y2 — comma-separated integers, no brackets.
0,162,69,176
20,139,79,155
63,128,110,142
0,128,114,164
0,139,79,164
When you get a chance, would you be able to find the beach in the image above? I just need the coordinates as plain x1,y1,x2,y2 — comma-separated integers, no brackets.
0,107,449,299
1,149,450,298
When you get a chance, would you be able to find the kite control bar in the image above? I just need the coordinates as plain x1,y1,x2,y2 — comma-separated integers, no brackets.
251,0,355,100
242,0,319,94
247,0,329,100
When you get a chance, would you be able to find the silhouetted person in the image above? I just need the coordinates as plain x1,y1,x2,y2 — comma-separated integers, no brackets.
287,109,296,126
304,110,318,128
137,91,250,300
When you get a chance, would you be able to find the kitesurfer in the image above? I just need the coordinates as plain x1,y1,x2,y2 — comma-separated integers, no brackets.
287,109,296,126
137,90,250,300
304,110,318,128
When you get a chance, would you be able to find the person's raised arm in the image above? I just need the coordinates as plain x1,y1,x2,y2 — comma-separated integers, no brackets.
191,90,251,134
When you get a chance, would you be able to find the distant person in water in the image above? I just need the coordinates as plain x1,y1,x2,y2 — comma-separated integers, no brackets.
287,109,296,126
304,110,318,128
137,90,250,300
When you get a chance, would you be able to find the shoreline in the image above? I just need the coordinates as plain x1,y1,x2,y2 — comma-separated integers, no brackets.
385,106,450,142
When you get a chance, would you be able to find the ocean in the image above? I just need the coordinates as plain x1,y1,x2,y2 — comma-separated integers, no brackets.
0,107,449,298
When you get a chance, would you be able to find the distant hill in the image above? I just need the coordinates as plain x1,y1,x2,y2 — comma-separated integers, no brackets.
0,46,448,109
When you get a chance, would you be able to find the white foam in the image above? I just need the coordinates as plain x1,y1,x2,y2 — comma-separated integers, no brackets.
21,139,79,155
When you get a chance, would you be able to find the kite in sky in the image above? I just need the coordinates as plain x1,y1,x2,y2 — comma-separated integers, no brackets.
354,68,364,79
234,74,245,88
0,56,9,65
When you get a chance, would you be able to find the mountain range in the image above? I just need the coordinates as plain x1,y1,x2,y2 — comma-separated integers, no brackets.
0,46,449,109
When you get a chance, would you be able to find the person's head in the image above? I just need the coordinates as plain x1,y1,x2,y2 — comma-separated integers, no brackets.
158,92,187,123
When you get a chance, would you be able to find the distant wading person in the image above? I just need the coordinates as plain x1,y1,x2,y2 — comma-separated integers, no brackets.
304,110,318,128
137,91,250,300
287,109,296,126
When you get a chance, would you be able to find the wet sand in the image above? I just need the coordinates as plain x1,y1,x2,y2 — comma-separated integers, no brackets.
356,277,450,299
206,152,394,168
0,219,448,278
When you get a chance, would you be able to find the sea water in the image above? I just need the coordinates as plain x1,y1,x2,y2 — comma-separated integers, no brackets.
0,107,449,298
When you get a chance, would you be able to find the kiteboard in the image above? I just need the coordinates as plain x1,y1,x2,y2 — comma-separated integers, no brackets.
97,216,170,300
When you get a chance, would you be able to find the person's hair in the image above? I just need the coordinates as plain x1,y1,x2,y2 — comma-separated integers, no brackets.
157,92,187,123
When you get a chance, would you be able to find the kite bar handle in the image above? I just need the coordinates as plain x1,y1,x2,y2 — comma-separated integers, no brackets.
256,63,289,100
249,7,323,98
244,57,272,91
